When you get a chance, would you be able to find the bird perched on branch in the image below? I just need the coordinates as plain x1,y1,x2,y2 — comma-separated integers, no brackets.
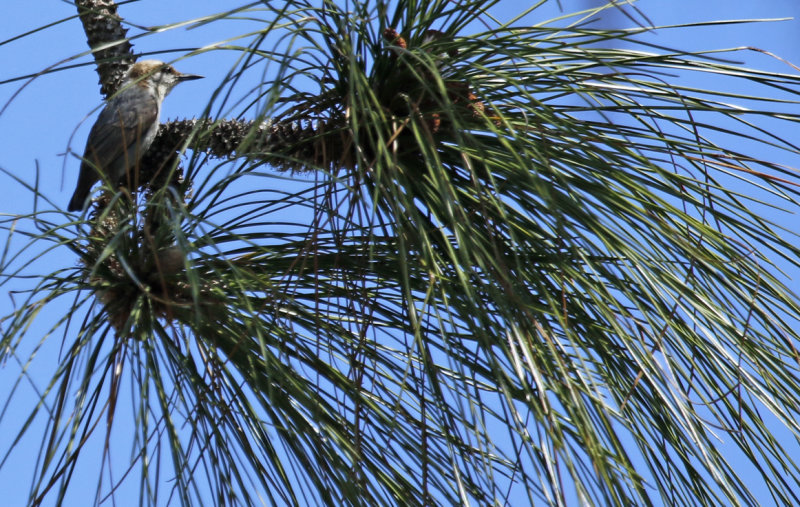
68,60,202,212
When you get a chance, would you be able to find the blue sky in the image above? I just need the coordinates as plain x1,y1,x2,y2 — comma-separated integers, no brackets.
2,1,800,505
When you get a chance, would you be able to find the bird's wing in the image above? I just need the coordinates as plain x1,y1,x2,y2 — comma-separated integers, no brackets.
79,86,159,180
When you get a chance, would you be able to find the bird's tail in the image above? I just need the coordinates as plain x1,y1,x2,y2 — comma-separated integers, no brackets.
67,163,97,212
67,186,90,212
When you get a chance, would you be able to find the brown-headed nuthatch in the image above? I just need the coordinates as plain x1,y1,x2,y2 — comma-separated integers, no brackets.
68,60,202,211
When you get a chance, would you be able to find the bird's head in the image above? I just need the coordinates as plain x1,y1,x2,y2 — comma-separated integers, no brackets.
125,60,203,100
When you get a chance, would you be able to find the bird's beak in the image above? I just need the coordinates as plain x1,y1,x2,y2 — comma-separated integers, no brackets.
178,73,203,81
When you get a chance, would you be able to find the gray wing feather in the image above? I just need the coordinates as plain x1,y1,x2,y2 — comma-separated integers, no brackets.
83,87,159,181
68,86,158,211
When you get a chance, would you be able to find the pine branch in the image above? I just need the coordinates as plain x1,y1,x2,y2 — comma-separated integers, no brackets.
143,117,352,177
75,0,135,97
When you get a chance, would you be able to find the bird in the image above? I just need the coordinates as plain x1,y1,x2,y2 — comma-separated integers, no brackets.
68,60,202,212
